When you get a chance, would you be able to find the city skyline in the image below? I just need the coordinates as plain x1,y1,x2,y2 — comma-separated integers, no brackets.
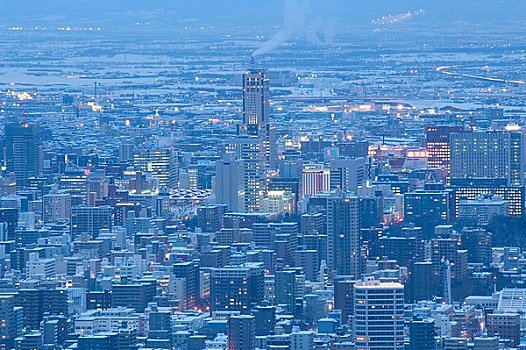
0,1,526,350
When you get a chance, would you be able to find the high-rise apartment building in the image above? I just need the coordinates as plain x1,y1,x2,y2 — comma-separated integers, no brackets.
4,122,42,187
409,318,435,350
210,263,264,313
308,192,360,278
173,261,200,310
0,295,16,350
354,278,405,350
228,315,255,350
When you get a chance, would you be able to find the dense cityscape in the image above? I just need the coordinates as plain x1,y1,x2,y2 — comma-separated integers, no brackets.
1,1,526,349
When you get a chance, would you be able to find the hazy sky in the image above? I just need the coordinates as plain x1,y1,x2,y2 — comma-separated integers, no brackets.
1,0,525,28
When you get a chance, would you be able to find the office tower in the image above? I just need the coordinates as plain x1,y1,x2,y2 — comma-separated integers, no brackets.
289,330,314,350
26,253,55,279
70,205,113,239
59,165,88,198
196,204,226,232
187,335,206,350
268,177,300,208
294,250,319,281
486,313,520,348
0,208,18,241
360,226,385,260
457,194,508,226
328,157,368,193
173,261,200,310
253,305,276,336
404,182,455,238
408,261,434,302
442,337,467,350
359,195,383,229
426,125,463,173
461,228,492,265
41,316,70,349
451,179,524,217
118,142,134,163
86,290,112,310
14,289,68,330
299,137,333,160
210,263,264,313
278,157,303,179
503,247,520,271
15,289,43,329
378,236,423,267
308,192,360,278
43,192,71,223
223,137,264,213
242,70,269,132
253,221,299,250
111,280,156,312
4,122,42,187
338,140,370,158
0,174,17,197
302,164,330,198
86,169,109,204
14,229,49,247
25,176,47,198
301,212,325,235
431,238,469,301
473,337,499,350
354,279,404,350
14,332,42,350
115,329,138,350
133,148,177,189
239,69,276,170
333,277,355,324
274,232,300,267
261,189,296,215
0,295,16,350
179,163,214,190
78,333,116,350
275,268,305,314
215,152,245,212
228,315,255,350
148,307,172,345
450,131,524,186
409,318,435,350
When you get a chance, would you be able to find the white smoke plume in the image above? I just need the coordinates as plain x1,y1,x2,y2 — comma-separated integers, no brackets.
252,0,335,57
